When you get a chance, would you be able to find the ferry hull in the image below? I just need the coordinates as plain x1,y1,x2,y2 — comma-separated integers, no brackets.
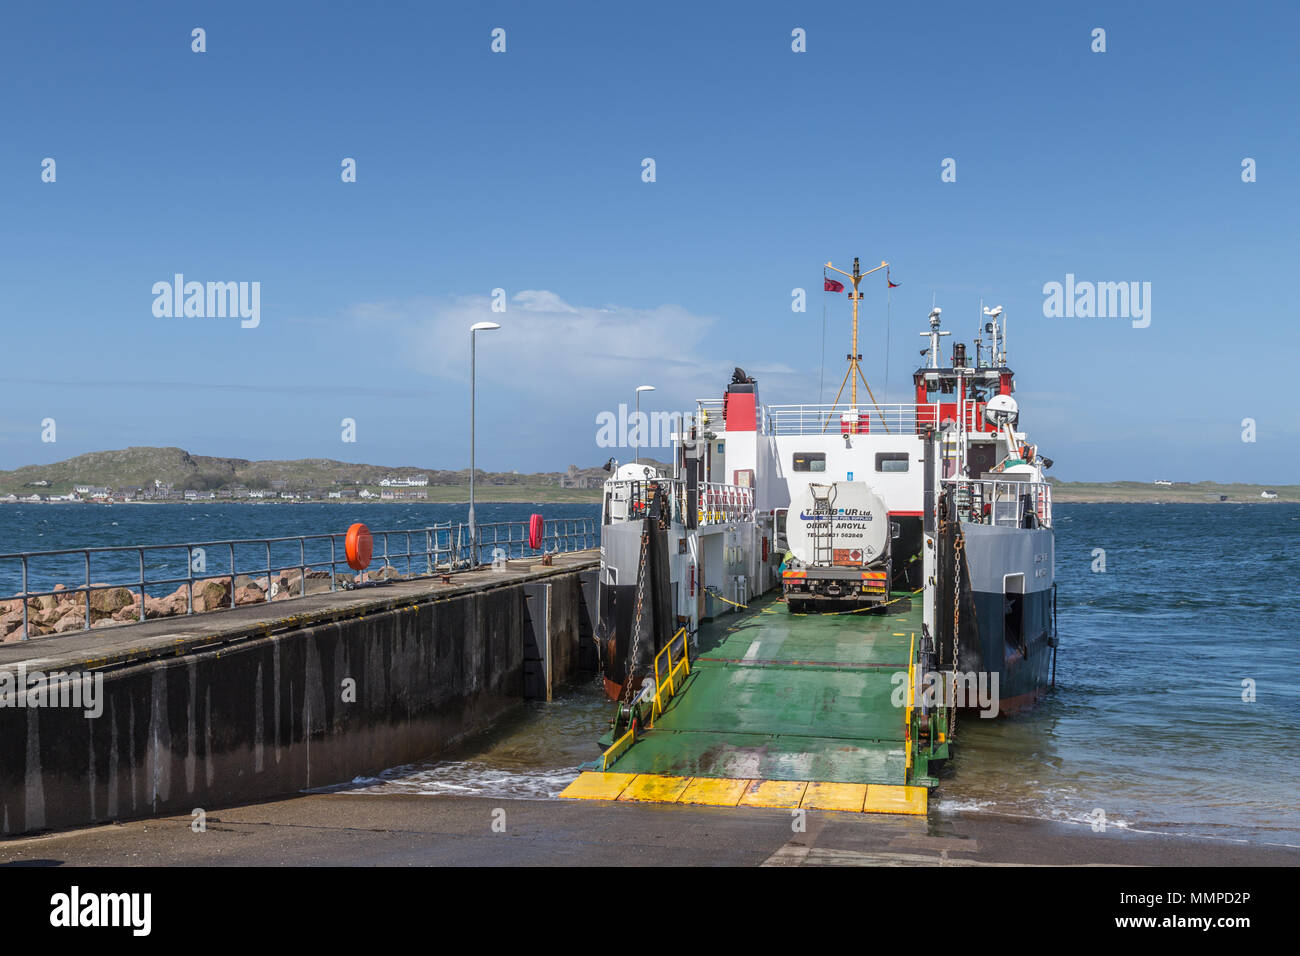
957,523,1055,713
597,516,676,699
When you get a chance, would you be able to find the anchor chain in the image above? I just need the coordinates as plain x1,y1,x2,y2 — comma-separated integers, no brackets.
621,527,650,707
950,525,963,742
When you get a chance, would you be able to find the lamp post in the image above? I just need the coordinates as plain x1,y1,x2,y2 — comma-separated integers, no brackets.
469,321,500,565
634,385,655,464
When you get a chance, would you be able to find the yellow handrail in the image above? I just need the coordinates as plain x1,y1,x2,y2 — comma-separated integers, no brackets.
597,627,692,770
905,632,915,771
651,627,691,721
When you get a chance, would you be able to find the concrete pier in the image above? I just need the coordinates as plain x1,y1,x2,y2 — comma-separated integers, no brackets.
5,791,1296,866
0,552,599,836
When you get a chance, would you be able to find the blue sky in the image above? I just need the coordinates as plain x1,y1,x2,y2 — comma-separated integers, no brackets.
1,1,1295,482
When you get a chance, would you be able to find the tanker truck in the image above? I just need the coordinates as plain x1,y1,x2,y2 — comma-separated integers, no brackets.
781,481,892,614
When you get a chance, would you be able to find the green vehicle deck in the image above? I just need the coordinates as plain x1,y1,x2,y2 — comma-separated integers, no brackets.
560,592,949,814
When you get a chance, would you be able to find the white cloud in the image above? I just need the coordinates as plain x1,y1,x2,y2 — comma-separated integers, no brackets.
342,289,828,436
351,290,737,409
512,289,579,313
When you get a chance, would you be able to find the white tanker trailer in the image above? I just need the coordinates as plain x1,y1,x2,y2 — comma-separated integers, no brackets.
781,481,893,613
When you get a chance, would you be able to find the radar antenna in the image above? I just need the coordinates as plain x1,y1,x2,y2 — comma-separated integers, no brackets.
919,307,951,368
983,305,1005,366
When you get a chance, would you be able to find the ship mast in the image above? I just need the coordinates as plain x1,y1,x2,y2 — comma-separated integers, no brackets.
824,256,890,431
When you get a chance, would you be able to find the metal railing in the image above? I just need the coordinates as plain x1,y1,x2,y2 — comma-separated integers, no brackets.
651,627,691,722
765,403,937,436
686,481,754,525
603,479,754,527
694,398,725,431
0,518,597,641
947,479,1052,529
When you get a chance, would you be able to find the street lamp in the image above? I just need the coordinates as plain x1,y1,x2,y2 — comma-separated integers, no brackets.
634,384,655,464
469,321,500,565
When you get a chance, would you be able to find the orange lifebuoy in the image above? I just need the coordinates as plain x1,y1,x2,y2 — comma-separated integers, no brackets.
528,514,543,550
345,522,373,571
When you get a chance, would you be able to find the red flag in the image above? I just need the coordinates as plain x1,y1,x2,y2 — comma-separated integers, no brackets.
824,277,844,293
887,268,899,289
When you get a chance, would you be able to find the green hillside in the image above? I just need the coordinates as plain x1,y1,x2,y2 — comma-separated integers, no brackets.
0,446,608,501
1047,479,1297,503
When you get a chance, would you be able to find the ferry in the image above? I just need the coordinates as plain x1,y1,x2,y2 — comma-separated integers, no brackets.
561,257,1058,815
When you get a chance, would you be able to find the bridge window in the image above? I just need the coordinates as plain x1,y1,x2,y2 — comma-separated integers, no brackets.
875,452,909,473
792,452,826,473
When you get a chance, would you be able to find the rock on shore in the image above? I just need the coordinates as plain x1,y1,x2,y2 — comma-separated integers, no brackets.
0,566,390,641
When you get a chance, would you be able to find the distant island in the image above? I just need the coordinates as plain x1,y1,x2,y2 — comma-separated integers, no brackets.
0,447,1292,504
1046,479,1296,503
0,446,622,504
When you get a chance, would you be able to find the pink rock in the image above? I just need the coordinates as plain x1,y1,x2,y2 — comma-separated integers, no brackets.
195,579,231,611
89,587,135,615
52,614,86,633
234,584,266,606
143,596,172,619
112,604,142,623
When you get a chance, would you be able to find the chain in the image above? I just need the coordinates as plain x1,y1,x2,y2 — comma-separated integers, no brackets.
621,529,650,706
705,585,748,610
950,527,963,742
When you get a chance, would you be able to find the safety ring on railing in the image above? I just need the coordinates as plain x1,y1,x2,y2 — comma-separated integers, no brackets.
345,523,373,571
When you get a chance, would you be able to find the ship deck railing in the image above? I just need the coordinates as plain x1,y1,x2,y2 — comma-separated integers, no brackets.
692,400,938,436
946,478,1052,528
0,517,597,640
688,399,1020,438
764,403,938,436
603,478,754,527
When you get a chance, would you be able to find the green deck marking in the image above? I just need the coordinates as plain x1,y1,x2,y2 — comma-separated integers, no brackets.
607,592,920,786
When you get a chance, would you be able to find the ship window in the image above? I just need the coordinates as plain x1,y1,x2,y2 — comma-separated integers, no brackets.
875,452,909,473
792,452,826,473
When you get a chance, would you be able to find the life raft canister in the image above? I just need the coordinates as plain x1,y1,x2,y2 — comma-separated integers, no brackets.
528,513,543,550
345,522,373,571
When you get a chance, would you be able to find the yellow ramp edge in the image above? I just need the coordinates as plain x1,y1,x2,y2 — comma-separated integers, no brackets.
558,771,638,801
739,779,809,809
678,776,752,807
563,772,929,816
618,774,692,803
801,781,868,812
864,784,928,815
